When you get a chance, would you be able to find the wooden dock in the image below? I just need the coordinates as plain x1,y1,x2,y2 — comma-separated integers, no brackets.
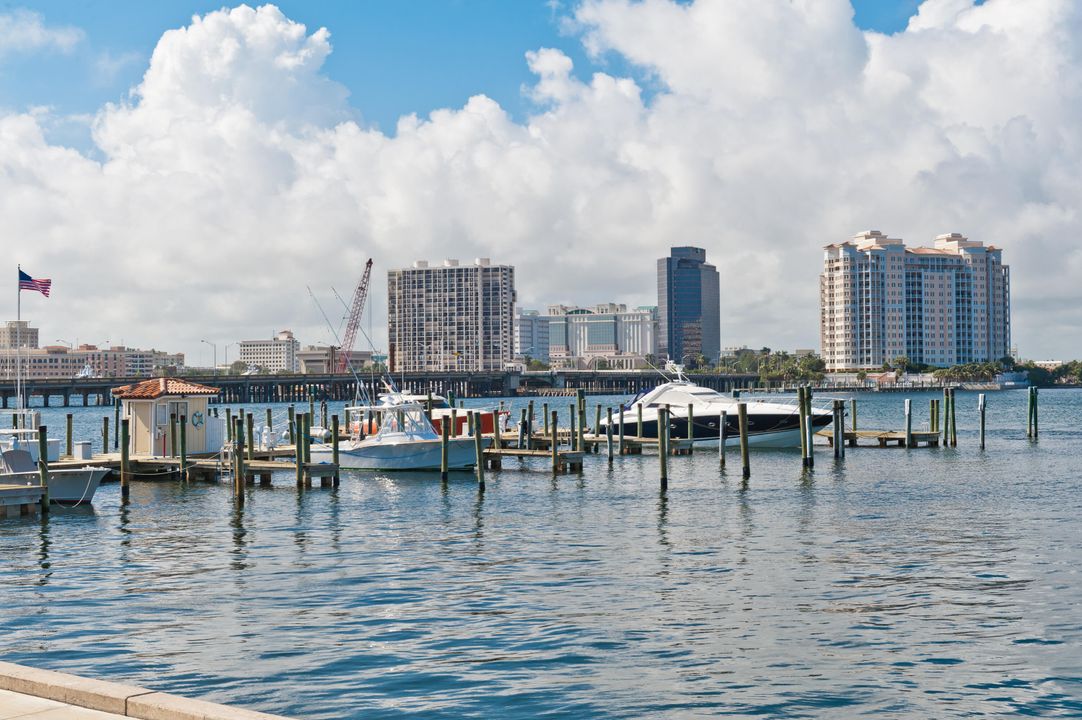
0,484,44,517
483,447,585,472
818,429,941,448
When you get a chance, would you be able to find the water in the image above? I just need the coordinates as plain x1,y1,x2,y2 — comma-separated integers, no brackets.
2,390,1081,718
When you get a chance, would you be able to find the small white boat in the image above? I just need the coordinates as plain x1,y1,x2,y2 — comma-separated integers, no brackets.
309,396,489,471
0,449,108,505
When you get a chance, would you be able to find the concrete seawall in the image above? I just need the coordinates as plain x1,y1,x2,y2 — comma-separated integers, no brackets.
0,661,295,719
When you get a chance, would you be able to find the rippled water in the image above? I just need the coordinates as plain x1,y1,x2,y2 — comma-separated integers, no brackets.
2,389,1081,718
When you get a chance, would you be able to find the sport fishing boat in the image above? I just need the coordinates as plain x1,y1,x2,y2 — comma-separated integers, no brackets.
0,449,108,505
308,395,490,471
599,365,833,448
386,393,506,436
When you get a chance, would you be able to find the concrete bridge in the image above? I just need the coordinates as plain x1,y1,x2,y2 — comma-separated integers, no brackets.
0,370,759,407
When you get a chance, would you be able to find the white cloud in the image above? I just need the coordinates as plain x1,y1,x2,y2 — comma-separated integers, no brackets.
1,0,1080,361
0,9,83,56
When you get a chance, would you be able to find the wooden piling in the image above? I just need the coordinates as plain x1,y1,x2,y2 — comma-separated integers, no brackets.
686,403,694,454
234,418,246,502
719,409,727,469
658,407,669,490
850,397,857,432
569,404,576,451
494,410,503,448
179,414,188,482
798,387,809,467
113,401,120,450
550,410,559,473
594,404,602,437
65,413,73,458
246,413,254,462
120,418,130,501
606,407,614,463
636,403,643,438
577,402,586,455
527,400,535,441
805,387,815,468
288,404,295,444
321,400,328,431
738,402,750,480
266,407,273,432
37,425,50,511
950,388,958,447
169,413,177,457
905,399,913,448
330,413,340,487
518,408,527,448
832,400,843,458
542,402,549,435
440,419,450,481
450,408,458,438
102,416,109,455
473,414,485,491
1029,386,1039,441
618,404,625,455
978,393,986,450
295,413,304,488
226,408,233,442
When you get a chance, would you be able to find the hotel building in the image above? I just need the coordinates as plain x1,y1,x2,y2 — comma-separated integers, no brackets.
387,258,516,372
657,247,721,364
820,231,1010,370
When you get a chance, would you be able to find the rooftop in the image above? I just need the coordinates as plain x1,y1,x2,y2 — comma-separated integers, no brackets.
112,377,220,399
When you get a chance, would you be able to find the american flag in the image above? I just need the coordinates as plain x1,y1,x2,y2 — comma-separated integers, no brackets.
18,269,51,297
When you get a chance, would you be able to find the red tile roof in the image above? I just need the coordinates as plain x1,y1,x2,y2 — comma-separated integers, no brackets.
112,377,220,399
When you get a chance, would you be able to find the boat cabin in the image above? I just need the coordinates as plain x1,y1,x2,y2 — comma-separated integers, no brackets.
111,378,223,457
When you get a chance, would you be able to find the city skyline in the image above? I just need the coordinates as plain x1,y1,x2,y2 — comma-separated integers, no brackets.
3,0,1078,361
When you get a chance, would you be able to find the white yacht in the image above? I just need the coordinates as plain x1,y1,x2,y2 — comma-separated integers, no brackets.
599,368,833,448
309,395,489,471
0,449,108,505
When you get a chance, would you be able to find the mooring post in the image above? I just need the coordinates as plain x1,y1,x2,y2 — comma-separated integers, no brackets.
308,393,315,420
321,400,328,431
568,403,576,451
850,397,857,432
493,409,503,448
225,408,233,442
720,409,727,469
832,401,842,458
950,388,958,447
594,404,602,437
578,402,586,455
440,419,450,481
65,413,73,458
179,414,188,482
550,409,559,473
169,413,177,457
288,404,295,445
266,407,273,433
1026,386,1033,437
905,399,913,448
798,387,809,467
606,407,614,464
658,407,669,490
738,402,750,480
450,407,458,438
114,401,120,450
329,413,340,487
618,404,625,455
942,388,950,443
467,411,475,438
120,418,130,501
542,402,549,436
295,413,304,488
637,403,643,438
37,425,50,512
246,413,254,462
806,387,815,468
1031,387,1039,441
235,418,246,502
978,393,986,450
473,413,485,491
527,400,535,442
518,408,527,449
102,416,109,456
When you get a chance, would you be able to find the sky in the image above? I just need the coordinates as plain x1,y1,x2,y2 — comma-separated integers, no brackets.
2,0,1071,368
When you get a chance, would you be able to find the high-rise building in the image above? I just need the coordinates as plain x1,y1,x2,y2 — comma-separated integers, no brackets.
239,330,299,372
387,258,516,372
514,310,551,362
546,303,658,369
0,321,38,349
657,247,720,364
820,231,1011,370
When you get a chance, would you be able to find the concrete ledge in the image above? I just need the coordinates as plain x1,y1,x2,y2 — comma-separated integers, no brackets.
0,662,295,719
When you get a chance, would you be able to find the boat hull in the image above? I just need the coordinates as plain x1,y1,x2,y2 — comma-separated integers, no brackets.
0,468,108,504
310,437,486,471
602,412,832,448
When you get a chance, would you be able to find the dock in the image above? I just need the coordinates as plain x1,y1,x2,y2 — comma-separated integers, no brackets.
818,429,941,448
0,483,45,517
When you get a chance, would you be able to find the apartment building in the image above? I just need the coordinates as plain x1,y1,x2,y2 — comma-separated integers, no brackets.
820,231,1010,370
514,310,551,362
0,321,38,349
387,258,516,372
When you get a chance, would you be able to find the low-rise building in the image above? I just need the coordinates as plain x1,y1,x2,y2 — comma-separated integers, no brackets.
0,344,184,379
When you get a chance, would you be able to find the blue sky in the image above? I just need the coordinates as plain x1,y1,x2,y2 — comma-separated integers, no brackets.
2,0,926,136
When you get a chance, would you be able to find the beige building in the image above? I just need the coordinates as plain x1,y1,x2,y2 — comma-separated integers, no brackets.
239,330,299,372
546,303,658,369
387,258,516,372
0,344,182,379
820,231,1010,370
113,378,223,457
0,321,37,349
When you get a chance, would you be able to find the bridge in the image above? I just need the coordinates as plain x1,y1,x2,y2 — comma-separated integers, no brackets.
0,370,759,407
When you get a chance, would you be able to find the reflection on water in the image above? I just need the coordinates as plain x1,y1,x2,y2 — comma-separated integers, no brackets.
1,390,1081,718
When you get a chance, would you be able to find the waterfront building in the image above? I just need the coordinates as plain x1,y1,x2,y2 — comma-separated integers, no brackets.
0,344,182,379
0,321,38,349
657,247,721,364
387,258,516,373
514,310,551,362
239,330,299,372
113,378,223,457
546,303,658,370
297,346,374,374
820,231,1011,370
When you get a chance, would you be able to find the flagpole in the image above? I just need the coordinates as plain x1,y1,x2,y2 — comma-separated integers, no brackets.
16,264,21,412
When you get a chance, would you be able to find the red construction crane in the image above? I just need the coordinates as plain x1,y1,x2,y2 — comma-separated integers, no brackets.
337,258,373,374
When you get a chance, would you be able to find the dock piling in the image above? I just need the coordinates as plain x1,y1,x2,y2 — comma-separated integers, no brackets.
169,413,177,457
440,419,450,481
798,387,809,467
37,425,50,512
120,419,130,501
266,408,273,433
686,404,694,454
905,399,913,448
738,403,750,480
606,407,614,464
637,403,643,439
978,394,986,450
850,397,857,432
65,413,73,458
542,402,549,435
618,404,625,455
719,410,727,469
288,405,295,445
102,416,109,455
518,408,527,448
246,413,254,462
114,401,119,450
569,404,576,451
658,407,669,490
950,388,958,447
179,414,188,482
550,410,559,473
294,413,304,488
473,413,485,491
